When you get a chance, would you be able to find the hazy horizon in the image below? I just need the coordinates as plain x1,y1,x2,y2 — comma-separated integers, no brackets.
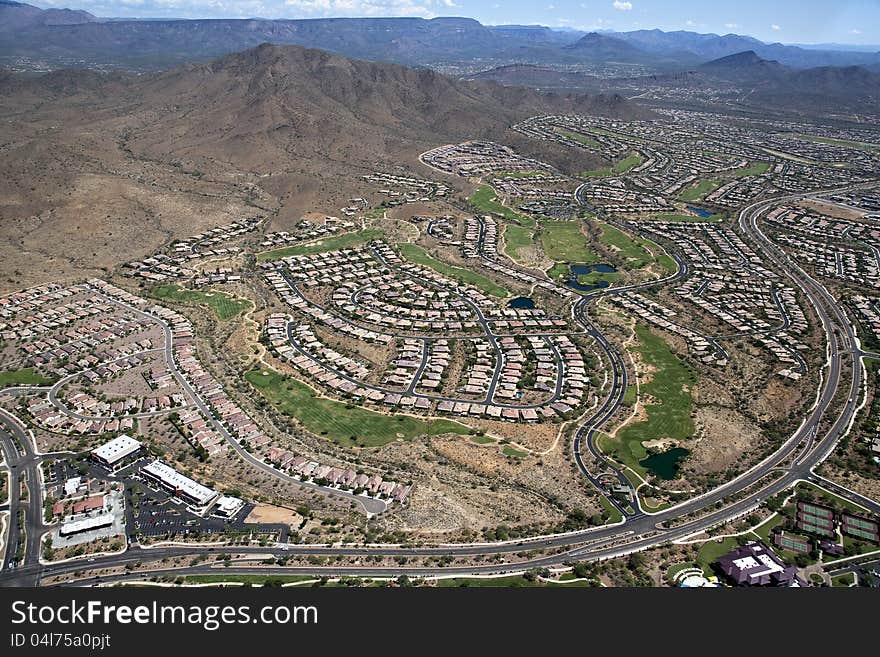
25,0,880,47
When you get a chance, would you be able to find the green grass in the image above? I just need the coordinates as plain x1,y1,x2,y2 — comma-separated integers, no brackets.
599,494,623,524
436,575,593,588
790,134,880,152
598,223,653,268
678,178,723,202
546,263,571,282
183,574,315,585
246,369,470,447
831,573,856,587
398,243,507,298
256,230,383,262
603,325,695,476
502,446,528,458
614,153,644,174
540,221,599,264
364,207,387,219
0,368,57,387
556,128,601,149
469,185,534,227
502,224,534,262
730,161,771,178
152,285,251,321
577,270,621,287
580,152,644,179
580,167,614,179
751,514,785,544
471,435,495,445
696,537,741,571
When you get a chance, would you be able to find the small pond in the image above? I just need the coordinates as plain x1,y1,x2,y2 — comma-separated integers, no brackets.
639,447,690,480
686,205,714,218
564,263,618,292
507,296,535,309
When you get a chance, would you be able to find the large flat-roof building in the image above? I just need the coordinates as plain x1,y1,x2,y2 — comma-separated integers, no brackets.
91,435,143,470
717,542,798,587
141,460,219,510
59,513,114,537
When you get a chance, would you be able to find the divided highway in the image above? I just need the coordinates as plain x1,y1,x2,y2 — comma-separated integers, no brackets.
1,184,879,587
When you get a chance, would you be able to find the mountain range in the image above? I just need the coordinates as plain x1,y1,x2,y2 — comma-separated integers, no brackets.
0,42,640,288
469,49,880,114
1,2,878,72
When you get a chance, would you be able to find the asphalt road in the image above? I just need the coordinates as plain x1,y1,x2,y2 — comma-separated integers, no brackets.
1,183,878,586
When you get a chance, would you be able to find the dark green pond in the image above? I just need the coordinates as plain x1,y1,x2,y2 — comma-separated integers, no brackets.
639,447,690,480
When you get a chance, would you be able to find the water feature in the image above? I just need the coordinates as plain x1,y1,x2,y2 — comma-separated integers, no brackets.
639,447,690,480
508,296,535,309
686,206,714,218
563,263,618,292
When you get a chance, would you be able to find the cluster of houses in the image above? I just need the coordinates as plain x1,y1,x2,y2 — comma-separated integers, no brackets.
265,311,589,422
19,315,156,382
344,277,482,332
489,172,574,202
705,165,780,209
635,146,748,199
340,197,369,217
264,446,411,503
423,215,458,245
27,396,136,435
191,268,243,288
610,291,728,366
0,286,119,347
90,281,408,508
518,199,580,219
124,216,260,282
764,206,880,290
361,172,449,205
124,248,244,283
640,221,810,378
577,178,673,214
461,216,566,299
494,335,559,402
421,141,553,178
512,115,628,162
259,217,355,248
461,215,496,259
381,338,423,388
290,322,371,380
171,216,262,254
62,388,186,420
822,191,880,216
851,295,880,350
263,270,393,345
413,339,450,393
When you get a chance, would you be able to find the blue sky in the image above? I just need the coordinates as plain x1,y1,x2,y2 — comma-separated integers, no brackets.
33,0,880,45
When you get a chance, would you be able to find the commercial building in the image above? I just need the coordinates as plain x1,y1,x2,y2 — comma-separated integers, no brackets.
213,496,245,519
91,435,143,470
716,542,798,587
141,460,219,510
59,513,114,537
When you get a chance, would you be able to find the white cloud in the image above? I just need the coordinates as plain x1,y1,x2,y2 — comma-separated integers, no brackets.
612,1,632,11
850,28,862,35
724,22,739,29
771,24,781,31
